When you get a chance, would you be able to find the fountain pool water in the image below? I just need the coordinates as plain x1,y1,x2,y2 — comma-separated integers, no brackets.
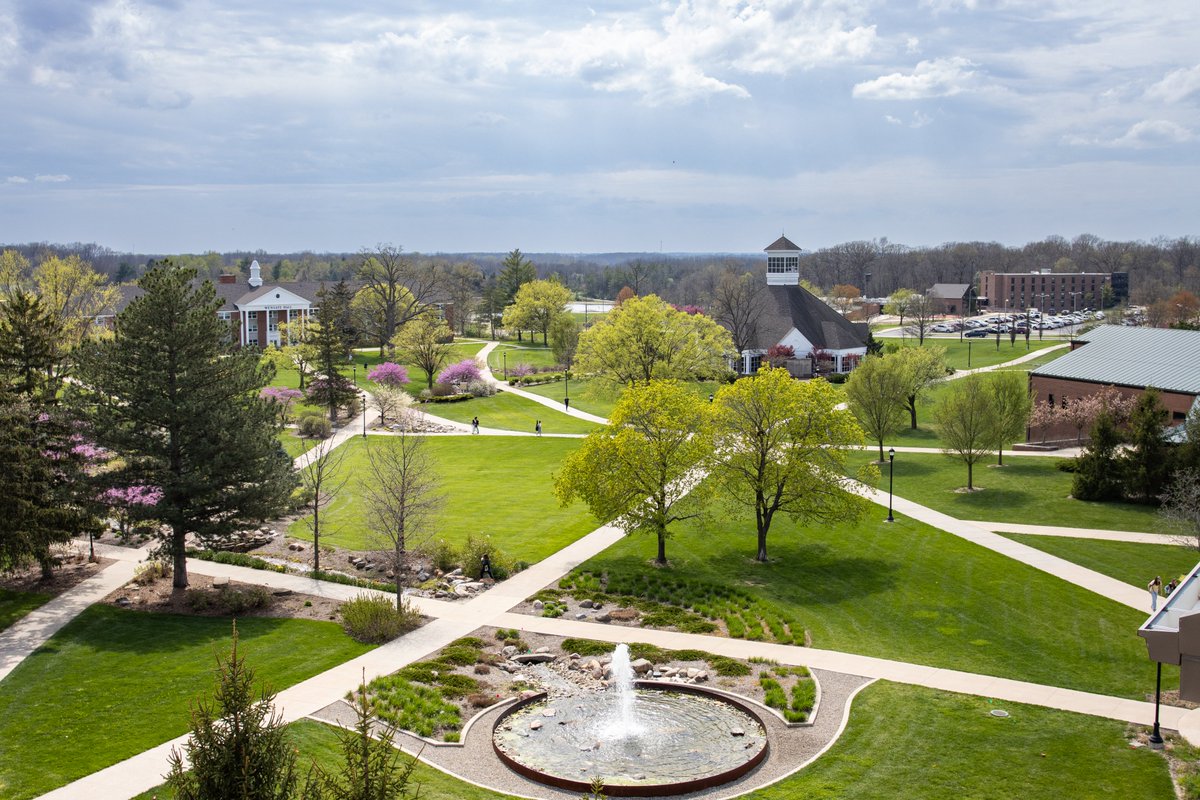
492,644,768,797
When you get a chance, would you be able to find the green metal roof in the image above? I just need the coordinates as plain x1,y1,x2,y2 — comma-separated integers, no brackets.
1031,325,1200,394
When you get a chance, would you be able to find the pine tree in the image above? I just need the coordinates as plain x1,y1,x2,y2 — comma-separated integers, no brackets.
72,263,295,588
308,283,359,421
166,623,299,800
0,289,66,403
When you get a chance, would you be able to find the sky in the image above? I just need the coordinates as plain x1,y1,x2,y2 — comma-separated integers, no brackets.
1,0,1198,255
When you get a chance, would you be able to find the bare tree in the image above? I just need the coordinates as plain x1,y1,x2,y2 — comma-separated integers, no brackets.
363,433,441,605
904,294,938,345
355,244,442,350
297,438,350,574
1164,471,1200,551
708,270,766,367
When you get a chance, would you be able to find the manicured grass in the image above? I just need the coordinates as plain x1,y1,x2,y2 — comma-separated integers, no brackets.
0,605,373,800
565,503,1172,698
133,719,521,800
851,451,1162,532
1002,534,1199,588
278,429,320,458
887,337,1064,371
486,342,561,372
0,588,50,633
521,377,725,422
419,390,599,435
288,436,596,562
745,682,1173,799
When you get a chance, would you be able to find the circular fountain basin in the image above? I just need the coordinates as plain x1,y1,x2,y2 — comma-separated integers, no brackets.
493,683,768,797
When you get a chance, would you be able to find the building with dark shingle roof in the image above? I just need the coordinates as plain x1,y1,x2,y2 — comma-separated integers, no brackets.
733,238,868,374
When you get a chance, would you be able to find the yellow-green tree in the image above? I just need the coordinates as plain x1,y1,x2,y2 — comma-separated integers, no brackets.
555,380,712,565
263,316,320,389
935,375,998,491
32,253,120,349
845,354,908,460
501,278,571,345
392,314,453,389
712,367,875,562
574,294,733,387
895,345,947,429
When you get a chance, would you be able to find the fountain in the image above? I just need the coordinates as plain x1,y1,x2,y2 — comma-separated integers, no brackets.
492,644,768,797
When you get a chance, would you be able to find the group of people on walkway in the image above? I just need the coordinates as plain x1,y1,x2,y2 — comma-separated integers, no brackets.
1149,575,1182,612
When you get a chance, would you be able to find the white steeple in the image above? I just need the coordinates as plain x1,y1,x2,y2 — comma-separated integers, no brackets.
248,259,263,288
765,235,801,286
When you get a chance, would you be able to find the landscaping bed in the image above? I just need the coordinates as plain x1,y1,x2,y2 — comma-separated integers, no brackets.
0,544,110,601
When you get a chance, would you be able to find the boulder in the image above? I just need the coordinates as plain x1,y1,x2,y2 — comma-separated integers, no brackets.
513,653,556,665
595,611,611,623
532,599,544,612
580,599,594,609
502,645,519,657
212,576,230,588
629,658,653,675
607,608,639,622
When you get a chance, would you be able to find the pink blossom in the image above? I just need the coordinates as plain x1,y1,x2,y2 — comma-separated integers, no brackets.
100,485,164,507
368,362,410,387
260,386,304,404
510,363,534,377
437,359,482,386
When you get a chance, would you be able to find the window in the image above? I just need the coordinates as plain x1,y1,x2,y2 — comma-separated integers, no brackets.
767,256,798,274
268,313,278,334
748,353,763,372
247,313,258,335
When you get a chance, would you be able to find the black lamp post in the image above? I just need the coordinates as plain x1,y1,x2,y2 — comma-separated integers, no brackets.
361,394,367,438
967,339,972,367
1038,293,1047,340
1150,661,1164,747
564,370,570,410
886,448,896,522
503,351,507,381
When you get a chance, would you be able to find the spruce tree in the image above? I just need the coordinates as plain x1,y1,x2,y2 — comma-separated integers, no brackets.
0,289,66,403
73,263,295,588
1122,388,1171,504
308,283,359,422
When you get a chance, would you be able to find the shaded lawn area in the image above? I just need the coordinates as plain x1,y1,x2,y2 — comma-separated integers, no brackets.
0,606,373,800
134,719,522,800
420,390,599,435
1002,534,1200,588
567,505,1172,698
278,429,320,458
0,588,50,633
268,341,487,396
288,436,596,562
849,451,1161,532
746,682,1172,800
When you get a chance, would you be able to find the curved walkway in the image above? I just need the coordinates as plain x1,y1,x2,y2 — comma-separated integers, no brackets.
476,341,610,425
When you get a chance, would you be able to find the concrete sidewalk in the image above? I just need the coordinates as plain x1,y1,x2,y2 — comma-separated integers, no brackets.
477,341,610,425
966,520,1166,544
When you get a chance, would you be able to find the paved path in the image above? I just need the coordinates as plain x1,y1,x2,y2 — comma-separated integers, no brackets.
858,444,1084,459
0,544,149,682
947,342,1069,379
477,341,610,425
967,521,1168,544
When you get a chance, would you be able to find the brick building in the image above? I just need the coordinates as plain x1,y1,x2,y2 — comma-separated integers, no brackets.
980,270,1127,314
1028,325,1200,441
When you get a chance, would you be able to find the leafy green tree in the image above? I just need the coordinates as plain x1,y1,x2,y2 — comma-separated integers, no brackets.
574,294,733,387
711,367,874,562
0,289,66,403
264,316,320,390
166,624,299,800
502,278,572,345
301,682,419,800
934,375,998,490
1121,388,1171,504
989,371,1033,465
845,354,907,460
549,314,582,369
884,288,918,328
309,284,359,421
31,253,120,352
497,249,538,341
392,314,453,389
556,380,712,565
73,264,295,588
895,345,947,430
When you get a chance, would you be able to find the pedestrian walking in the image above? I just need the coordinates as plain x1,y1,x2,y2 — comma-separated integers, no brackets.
480,553,493,579
1149,575,1163,611
535,419,542,436
1166,578,1179,597
471,416,479,434
564,397,570,411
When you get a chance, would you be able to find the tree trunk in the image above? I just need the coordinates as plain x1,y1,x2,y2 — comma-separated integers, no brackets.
756,528,768,562
997,446,1004,466
172,528,188,588
39,557,54,581
655,530,667,565
878,440,884,461
967,461,974,491
907,395,918,429
312,507,321,573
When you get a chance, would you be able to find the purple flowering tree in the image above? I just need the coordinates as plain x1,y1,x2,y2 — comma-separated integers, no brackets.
99,484,164,541
259,386,304,426
510,363,534,378
436,359,482,387
368,362,410,387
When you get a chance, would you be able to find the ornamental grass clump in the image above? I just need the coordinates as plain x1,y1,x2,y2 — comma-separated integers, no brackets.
340,593,421,643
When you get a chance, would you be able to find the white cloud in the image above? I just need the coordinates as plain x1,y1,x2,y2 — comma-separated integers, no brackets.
34,174,70,182
1112,119,1193,148
883,111,933,127
853,57,978,100
6,176,29,184
1146,65,1200,104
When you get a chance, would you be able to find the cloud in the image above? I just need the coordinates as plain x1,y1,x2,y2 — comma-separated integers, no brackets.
853,57,978,100
884,111,933,128
1112,119,1193,148
6,176,30,184
34,174,71,182
1146,65,1200,104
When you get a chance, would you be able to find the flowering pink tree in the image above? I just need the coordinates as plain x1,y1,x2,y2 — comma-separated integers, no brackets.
510,363,535,378
671,304,705,316
99,484,163,541
260,386,304,426
368,362,410,387
766,344,795,368
437,359,482,386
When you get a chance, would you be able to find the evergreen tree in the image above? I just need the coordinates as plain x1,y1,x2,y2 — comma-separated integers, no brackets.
308,284,359,421
73,263,295,588
166,623,299,800
1121,388,1171,504
1072,410,1124,501
0,289,66,403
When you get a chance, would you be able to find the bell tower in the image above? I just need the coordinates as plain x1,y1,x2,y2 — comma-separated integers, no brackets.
765,235,801,286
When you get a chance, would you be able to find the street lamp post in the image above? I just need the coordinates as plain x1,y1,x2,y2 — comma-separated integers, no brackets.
564,370,570,410
886,448,896,522
503,351,507,381
1038,293,1047,340
361,394,367,438
967,339,972,367
1150,661,1164,748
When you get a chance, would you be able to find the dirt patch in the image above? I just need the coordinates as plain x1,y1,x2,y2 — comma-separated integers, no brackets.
0,544,111,599
99,570,343,623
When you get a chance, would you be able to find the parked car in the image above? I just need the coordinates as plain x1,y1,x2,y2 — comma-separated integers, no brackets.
965,329,988,338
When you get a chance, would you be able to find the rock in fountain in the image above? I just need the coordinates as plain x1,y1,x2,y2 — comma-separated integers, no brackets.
492,643,768,797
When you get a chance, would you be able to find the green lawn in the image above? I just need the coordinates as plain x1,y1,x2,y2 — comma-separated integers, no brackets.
1002,534,1199,588
288,436,596,561
851,451,1162,532
486,342,561,373
278,429,320,458
564,504,1171,698
0,588,50,633
133,718,524,800
0,606,373,800
521,377,725,422
887,337,1064,372
746,682,1172,799
419,390,599,435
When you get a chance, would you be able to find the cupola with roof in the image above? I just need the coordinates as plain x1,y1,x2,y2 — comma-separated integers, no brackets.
765,235,801,286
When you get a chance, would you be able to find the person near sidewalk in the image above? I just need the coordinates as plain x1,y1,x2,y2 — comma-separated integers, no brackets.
1149,575,1163,611
535,420,542,436
471,416,479,434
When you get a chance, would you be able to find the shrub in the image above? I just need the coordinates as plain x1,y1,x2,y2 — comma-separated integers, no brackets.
422,392,472,403
298,413,332,439
340,594,421,643
310,569,396,593
468,692,494,707
466,379,496,397
218,586,271,615
430,381,457,397
133,560,170,585
437,359,483,386
422,538,459,573
790,679,816,717
462,533,515,580
185,588,216,611
824,372,848,384
189,549,287,574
